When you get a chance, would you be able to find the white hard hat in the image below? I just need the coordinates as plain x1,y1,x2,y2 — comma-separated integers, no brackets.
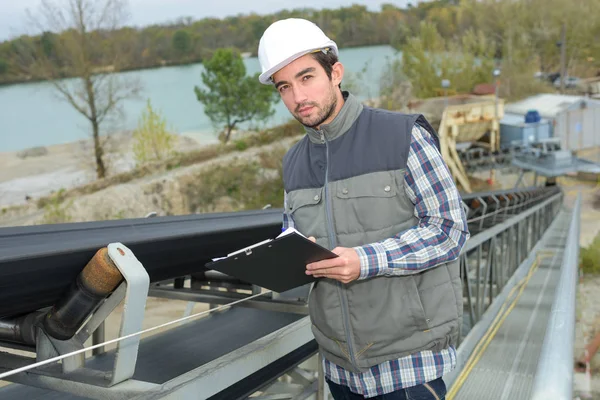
258,18,338,85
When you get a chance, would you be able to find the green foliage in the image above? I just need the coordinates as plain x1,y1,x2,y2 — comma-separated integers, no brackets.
0,58,7,74
172,30,191,54
581,232,600,275
1,1,598,86
132,99,176,166
194,48,278,143
33,119,303,208
41,189,72,224
39,31,55,58
379,56,412,110
0,5,410,85
458,0,600,92
343,60,372,98
184,146,287,213
401,21,495,98
111,210,127,220
234,139,248,151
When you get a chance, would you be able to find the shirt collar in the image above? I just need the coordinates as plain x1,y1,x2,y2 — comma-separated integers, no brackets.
305,91,363,143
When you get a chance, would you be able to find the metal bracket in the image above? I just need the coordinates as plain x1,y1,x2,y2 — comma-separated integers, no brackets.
33,242,149,387
106,243,150,385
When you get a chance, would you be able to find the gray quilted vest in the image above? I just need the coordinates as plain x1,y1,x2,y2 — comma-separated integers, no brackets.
282,93,462,373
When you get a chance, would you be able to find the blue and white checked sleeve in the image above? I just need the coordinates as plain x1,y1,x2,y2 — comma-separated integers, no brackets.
354,124,470,279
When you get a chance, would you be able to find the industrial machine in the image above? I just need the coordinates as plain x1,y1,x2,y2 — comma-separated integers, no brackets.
0,185,565,399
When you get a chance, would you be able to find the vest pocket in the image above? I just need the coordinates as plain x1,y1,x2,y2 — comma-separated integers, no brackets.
287,187,325,244
418,280,459,329
346,277,427,344
288,187,323,213
407,276,431,332
333,170,405,236
335,171,397,199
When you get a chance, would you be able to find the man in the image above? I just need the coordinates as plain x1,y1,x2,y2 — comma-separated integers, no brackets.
258,19,469,400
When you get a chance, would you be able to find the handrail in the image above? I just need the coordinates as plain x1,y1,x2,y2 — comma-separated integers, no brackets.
464,192,562,251
530,193,581,400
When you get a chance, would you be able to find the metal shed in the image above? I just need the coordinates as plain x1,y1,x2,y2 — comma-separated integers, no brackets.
504,94,600,151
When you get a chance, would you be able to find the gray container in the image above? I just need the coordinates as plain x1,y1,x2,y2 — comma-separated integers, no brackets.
500,113,551,148
505,94,600,151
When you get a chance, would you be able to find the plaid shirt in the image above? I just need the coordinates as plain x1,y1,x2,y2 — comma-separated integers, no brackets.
283,124,469,397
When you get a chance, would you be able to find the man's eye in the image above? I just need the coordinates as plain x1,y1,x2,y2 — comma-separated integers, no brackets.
302,75,312,81
279,85,289,93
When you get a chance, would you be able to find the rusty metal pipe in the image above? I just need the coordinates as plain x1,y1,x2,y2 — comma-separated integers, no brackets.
43,248,123,341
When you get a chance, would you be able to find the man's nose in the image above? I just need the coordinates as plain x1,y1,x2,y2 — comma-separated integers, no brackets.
292,86,308,105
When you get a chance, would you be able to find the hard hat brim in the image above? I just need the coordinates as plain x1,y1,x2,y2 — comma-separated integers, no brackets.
258,44,338,85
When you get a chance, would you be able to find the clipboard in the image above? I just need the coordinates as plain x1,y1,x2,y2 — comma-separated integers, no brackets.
204,231,337,293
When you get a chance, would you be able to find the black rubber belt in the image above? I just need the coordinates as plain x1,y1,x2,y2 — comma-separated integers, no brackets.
0,308,306,398
0,209,282,317
208,340,319,400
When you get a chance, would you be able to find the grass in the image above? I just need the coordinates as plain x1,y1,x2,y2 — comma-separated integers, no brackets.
41,189,73,224
183,146,288,214
34,119,303,209
581,231,600,275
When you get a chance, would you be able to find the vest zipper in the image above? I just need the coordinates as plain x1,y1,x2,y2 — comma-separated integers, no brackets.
320,130,359,369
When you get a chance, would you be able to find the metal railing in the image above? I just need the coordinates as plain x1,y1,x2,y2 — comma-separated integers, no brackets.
459,190,564,339
530,193,581,400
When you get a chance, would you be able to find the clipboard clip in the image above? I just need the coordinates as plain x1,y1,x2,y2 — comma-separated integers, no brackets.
244,248,253,256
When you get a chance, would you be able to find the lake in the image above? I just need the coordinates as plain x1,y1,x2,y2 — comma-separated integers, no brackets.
0,45,400,152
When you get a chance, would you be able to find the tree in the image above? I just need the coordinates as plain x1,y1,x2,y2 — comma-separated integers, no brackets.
401,21,495,98
457,0,600,85
379,56,412,111
0,58,8,75
14,0,140,179
39,31,55,58
194,48,278,143
132,99,176,165
172,30,191,55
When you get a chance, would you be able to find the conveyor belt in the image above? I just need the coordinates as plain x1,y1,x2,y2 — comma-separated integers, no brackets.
0,186,564,399
0,210,282,317
0,186,560,319
0,307,308,399
449,210,570,399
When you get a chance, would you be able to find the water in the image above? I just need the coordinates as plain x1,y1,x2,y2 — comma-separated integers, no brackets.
0,45,400,152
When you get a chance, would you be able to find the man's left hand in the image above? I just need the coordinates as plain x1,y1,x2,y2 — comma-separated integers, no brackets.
306,247,361,284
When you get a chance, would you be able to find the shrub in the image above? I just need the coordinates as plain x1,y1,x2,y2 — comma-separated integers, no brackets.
133,99,176,165
581,232,600,275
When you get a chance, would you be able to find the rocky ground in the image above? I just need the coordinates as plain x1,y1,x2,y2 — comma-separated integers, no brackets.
563,175,600,399
0,131,206,208
575,274,600,399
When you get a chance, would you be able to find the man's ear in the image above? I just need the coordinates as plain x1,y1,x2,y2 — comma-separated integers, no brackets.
331,62,344,86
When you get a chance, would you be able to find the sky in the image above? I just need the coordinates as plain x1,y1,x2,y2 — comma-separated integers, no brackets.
0,0,418,41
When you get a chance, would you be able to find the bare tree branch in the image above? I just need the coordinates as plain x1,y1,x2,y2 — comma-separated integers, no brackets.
14,0,138,179
51,80,92,119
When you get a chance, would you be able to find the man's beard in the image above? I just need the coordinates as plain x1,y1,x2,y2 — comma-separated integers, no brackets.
293,87,338,129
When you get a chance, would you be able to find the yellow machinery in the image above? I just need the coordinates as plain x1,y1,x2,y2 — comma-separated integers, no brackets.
438,97,504,192
410,95,505,193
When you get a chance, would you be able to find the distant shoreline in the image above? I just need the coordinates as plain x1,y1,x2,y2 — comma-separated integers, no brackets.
0,129,219,155
0,43,397,88
0,57,204,88
0,131,207,207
